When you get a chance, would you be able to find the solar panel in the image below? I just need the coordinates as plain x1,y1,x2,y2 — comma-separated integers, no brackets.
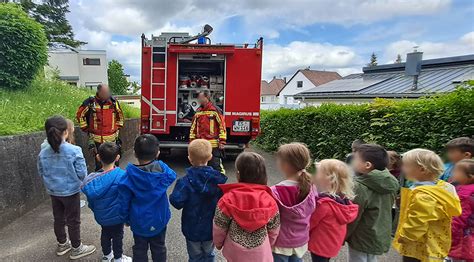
303,77,391,93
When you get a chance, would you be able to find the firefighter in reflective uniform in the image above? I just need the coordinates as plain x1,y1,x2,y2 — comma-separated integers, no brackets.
76,84,124,170
189,91,226,174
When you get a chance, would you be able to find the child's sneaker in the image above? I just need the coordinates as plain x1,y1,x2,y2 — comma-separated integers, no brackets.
69,243,96,260
114,255,132,262
102,252,114,262
56,240,71,256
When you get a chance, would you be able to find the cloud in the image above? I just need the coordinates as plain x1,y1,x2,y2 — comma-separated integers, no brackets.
263,41,360,79
383,31,474,63
73,0,451,37
66,0,462,82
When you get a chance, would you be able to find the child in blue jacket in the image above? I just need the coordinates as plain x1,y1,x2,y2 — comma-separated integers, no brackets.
170,139,227,262
37,116,96,260
81,142,131,262
119,134,177,262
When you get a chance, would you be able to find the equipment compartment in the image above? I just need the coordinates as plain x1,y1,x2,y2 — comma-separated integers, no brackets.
177,56,225,125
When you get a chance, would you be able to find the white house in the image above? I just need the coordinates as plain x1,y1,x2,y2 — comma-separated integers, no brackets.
278,69,341,105
260,77,286,110
47,45,108,89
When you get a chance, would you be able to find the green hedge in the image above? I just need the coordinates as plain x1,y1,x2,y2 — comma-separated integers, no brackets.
255,87,474,160
0,3,48,89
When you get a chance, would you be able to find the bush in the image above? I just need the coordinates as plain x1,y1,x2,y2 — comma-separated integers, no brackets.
255,87,474,160
0,3,48,89
0,77,140,135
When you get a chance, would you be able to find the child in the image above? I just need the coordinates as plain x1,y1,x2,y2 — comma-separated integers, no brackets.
170,139,228,261
448,159,474,262
271,143,317,262
40,118,76,150
393,149,462,262
346,144,399,262
387,150,402,179
213,152,280,262
81,142,131,262
388,150,403,235
440,137,474,182
309,159,358,262
345,139,366,164
118,134,177,262
37,115,96,260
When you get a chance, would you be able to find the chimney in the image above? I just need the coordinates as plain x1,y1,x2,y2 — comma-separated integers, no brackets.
283,77,287,83
405,47,423,90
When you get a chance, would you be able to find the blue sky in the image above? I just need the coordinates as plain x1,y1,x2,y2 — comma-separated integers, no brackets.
68,0,474,82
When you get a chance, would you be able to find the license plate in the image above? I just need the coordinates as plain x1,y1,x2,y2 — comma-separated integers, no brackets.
232,120,251,132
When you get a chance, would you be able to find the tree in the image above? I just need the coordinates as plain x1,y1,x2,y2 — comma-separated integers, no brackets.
367,52,378,67
130,81,141,94
108,60,129,95
4,0,85,47
395,54,402,64
0,3,48,89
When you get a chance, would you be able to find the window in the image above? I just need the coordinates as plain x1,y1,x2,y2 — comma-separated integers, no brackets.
261,97,264,102
297,81,303,88
83,58,101,66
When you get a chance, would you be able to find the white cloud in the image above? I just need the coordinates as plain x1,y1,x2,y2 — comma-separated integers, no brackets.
263,41,360,79
384,31,474,62
72,0,451,37
66,0,460,82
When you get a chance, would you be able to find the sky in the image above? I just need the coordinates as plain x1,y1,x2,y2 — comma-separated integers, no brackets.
67,0,474,83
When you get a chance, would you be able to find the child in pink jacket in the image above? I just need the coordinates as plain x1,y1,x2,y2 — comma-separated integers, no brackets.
449,159,474,262
309,159,359,262
271,143,317,262
213,152,280,262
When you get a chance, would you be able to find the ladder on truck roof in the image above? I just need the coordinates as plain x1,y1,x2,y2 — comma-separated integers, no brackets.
149,36,167,132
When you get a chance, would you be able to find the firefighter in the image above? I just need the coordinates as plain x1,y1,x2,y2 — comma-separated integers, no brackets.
76,84,124,171
189,90,227,174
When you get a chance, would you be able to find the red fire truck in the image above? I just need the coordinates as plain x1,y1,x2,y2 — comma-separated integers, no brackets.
140,25,263,154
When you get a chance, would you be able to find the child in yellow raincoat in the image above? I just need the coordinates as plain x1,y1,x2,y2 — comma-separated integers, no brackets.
393,148,462,262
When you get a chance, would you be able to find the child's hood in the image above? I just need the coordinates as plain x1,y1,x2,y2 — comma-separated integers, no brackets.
218,183,278,232
414,180,462,217
125,160,176,191
317,197,359,224
185,166,227,196
271,184,317,217
357,169,399,194
81,167,124,200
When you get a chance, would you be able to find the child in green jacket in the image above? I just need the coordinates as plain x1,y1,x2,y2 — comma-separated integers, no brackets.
346,144,399,262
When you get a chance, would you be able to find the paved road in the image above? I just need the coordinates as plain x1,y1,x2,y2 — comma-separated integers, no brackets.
0,148,401,261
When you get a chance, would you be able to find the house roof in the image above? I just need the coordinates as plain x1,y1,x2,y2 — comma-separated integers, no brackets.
295,54,474,99
277,69,341,95
300,69,342,86
261,78,286,95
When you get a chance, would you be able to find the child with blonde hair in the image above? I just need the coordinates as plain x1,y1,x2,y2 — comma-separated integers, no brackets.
309,159,358,262
213,152,280,262
271,143,317,262
170,139,227,261
393,149,462,262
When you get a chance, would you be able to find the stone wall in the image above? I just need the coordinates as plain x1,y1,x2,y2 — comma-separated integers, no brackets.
0,119,139,228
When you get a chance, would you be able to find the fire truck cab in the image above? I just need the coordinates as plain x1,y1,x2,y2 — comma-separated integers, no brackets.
140,25,263,153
